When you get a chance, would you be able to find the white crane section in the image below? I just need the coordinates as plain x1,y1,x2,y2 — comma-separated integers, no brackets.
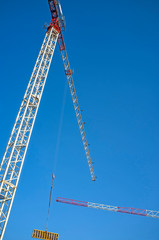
88,202,159,219
0,27,59,239
50,0,96,181
60,50,96,181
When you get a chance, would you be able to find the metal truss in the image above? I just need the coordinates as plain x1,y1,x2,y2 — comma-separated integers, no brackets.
0,26,59,239
56,197,159,219
48,0,96,181
145,209,159,219
89,203,159,219
60,46,96,181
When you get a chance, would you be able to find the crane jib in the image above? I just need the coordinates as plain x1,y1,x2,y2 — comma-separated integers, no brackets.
48,0,96,181
56,197,159,219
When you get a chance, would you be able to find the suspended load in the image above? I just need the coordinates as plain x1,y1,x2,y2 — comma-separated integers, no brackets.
32,229,58,240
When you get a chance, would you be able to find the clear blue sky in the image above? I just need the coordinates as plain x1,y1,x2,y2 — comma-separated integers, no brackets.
0,0,159,239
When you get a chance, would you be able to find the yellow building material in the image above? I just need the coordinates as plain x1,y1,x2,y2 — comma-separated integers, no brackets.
32,229,59,240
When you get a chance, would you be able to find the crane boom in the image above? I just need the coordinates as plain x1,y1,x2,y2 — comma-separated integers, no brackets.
56,197,159,219
48,0,96,181
0,26,59,239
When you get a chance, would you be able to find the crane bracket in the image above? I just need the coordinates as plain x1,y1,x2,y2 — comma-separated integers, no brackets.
65,69,73,76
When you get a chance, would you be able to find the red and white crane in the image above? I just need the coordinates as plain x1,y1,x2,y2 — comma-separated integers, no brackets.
0,0,95,238
56,197,159,219
48,0,96,182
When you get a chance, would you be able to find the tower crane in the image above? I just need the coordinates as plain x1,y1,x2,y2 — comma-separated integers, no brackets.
56,197,159,219
0,0,95,238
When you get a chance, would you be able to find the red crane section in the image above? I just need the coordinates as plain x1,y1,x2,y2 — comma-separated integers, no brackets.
56,197,159,219
56,197,88,208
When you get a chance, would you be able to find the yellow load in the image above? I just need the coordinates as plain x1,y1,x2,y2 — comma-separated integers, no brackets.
32,229,58,240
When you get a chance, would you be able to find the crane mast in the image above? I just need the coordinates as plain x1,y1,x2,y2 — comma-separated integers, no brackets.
0,26,59,239
56,197,159,219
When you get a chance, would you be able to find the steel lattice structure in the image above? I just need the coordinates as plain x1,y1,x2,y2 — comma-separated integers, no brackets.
0,0,96,238
56,197,159,219
48,0,96,181
0,27,59,239
59,33,96,181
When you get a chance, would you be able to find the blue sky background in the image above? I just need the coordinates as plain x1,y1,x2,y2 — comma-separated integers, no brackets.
0,0,159,239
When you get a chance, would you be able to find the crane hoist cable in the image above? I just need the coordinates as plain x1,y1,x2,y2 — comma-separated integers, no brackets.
46,174,55,231
53,82,67,174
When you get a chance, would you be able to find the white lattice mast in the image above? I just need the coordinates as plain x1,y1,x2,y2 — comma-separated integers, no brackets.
56,197,159,219
0,25,59,239
48,0,96,181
